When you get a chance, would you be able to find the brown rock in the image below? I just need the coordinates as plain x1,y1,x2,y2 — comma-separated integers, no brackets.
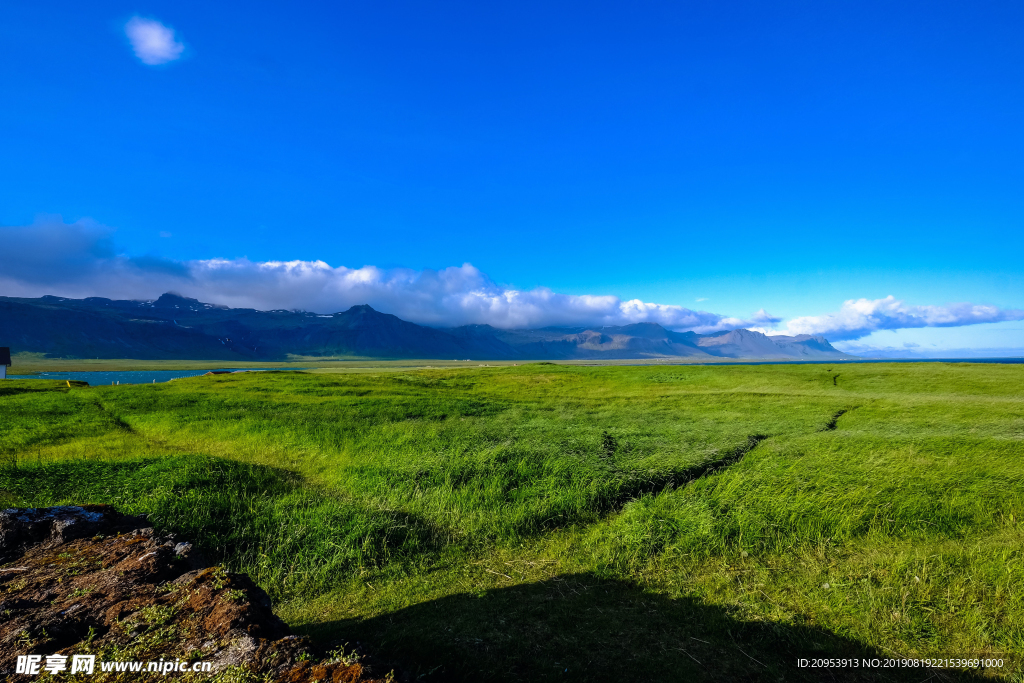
0,506,393,681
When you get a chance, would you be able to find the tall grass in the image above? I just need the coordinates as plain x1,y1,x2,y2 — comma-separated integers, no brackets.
0,454,436,597
2,363,1022,680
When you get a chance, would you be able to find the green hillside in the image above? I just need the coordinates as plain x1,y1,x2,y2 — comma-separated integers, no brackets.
1,363,1021,681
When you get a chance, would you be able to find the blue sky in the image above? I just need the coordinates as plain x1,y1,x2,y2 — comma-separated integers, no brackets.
1,1,1022,353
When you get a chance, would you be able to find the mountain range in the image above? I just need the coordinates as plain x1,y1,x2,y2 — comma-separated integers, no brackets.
0,293,853,361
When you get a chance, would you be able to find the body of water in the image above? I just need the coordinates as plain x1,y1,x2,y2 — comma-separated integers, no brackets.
6,359,1022,384
630,358,1024,368
680,357,1024,366
8,369,271,385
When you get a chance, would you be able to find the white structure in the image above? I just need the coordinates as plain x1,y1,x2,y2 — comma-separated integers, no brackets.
0,347,10,379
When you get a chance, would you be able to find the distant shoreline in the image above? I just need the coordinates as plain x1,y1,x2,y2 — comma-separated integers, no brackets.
6,355,1024,381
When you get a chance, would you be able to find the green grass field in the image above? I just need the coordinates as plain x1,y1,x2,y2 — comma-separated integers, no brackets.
2,363,1022,681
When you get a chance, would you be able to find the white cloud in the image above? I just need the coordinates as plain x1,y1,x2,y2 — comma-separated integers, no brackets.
750,308,782,324
2,219,1020,343
125,17,184,65
0,218,756,332
833,340,1024,359
780,296,1024,341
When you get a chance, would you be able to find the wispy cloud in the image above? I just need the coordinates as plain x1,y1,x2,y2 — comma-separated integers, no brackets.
780,296,1024,341
125,17,184,66
750,309,783,324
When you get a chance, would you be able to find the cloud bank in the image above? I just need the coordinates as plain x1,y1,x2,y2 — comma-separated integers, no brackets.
779,296,1024,341
2,218,1020,340
832,341,1024,359
0,218,756,331
125,17,184,65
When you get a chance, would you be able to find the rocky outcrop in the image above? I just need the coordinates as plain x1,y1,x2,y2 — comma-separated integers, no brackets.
0,505,393,681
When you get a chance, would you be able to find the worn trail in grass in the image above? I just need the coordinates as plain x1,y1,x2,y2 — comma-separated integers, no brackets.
1,363,1022,681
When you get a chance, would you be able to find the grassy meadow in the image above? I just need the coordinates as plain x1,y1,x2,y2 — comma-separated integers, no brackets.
1,363,1022,681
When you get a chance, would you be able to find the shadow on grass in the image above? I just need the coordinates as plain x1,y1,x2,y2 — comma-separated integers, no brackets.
301,572,990,683
0,379,88,397
0,456,444,597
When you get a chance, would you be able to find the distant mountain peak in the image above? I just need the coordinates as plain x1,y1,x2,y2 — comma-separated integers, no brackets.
153,292,202,307
151,292,227,311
